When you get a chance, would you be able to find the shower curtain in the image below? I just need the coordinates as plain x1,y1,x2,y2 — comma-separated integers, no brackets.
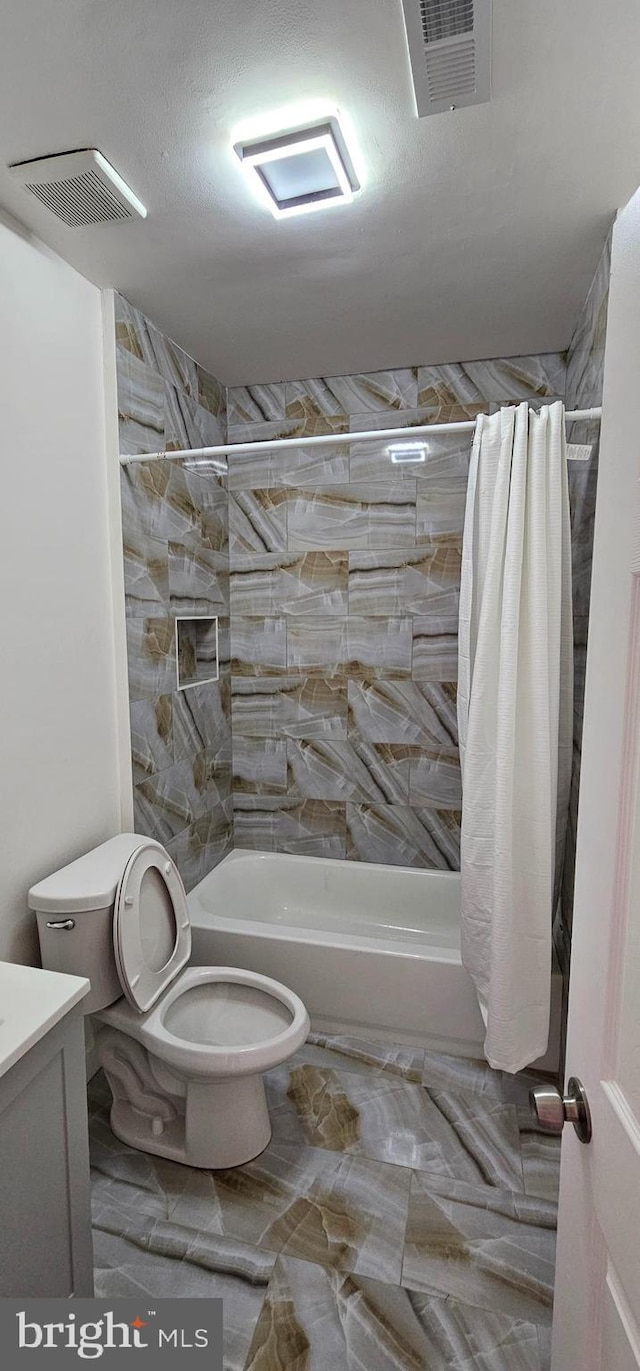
457,401,573,1073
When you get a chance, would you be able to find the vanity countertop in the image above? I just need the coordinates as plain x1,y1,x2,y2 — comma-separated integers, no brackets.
0,961,89,1080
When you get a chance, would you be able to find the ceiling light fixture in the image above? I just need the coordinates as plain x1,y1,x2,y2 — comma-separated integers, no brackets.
234,114,360,219
388,441,429,464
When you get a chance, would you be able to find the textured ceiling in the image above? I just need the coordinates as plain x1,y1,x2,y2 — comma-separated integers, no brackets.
1,0,639,383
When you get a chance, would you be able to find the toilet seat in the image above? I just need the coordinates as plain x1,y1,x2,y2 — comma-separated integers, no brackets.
113,843,191,1012
105,843,309,1080
97,965,310,1079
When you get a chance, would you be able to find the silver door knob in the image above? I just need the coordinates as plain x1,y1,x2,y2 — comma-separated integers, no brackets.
529,1076,592,1144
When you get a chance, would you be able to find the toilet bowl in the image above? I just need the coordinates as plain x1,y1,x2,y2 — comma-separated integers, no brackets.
29,835,310,1169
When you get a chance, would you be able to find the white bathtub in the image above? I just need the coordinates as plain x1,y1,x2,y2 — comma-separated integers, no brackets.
188,850,560,1068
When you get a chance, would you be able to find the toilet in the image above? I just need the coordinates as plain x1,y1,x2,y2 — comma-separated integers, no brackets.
29,834,310,1169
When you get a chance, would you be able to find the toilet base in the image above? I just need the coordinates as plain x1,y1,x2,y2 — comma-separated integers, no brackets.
188,1073,273,1168
96,1024,274,1169
109,1072,272,1170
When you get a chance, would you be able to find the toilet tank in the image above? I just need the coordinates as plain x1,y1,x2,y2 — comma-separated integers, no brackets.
29,834,165,1014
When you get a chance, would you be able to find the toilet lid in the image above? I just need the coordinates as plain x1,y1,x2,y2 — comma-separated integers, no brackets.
113,844,191,1012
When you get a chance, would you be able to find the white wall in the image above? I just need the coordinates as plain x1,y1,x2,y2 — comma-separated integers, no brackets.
0,212,123,963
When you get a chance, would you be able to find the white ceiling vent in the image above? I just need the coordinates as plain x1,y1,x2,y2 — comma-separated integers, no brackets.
401,0,492,117
9,150,147,227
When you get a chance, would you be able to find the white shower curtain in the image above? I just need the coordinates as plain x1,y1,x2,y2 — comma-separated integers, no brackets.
457,401,573,1073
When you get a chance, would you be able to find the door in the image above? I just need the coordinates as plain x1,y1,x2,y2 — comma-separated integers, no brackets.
551,188,640,1367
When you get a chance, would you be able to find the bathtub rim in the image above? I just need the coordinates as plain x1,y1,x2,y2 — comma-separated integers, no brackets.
187,848,463,963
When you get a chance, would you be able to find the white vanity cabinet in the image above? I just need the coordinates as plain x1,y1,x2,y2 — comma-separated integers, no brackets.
0,963,93,1296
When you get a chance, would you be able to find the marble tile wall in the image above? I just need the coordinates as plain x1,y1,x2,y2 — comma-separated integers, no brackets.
558,232,613,970
227,353,566,865
116,295,232,889
117,287,607,882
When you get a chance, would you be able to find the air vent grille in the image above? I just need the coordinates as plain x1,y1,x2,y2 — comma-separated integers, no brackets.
26,171,132,227
420,0,474,44
402,0,491,117
426,37,476,101
9,150,146,227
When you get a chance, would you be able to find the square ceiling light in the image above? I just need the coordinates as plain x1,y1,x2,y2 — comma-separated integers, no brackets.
234,115,360,218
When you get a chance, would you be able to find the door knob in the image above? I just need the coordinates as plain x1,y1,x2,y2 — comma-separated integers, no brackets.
529,1076,592,1144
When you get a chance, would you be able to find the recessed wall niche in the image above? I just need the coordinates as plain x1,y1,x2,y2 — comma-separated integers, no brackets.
175,616,219,691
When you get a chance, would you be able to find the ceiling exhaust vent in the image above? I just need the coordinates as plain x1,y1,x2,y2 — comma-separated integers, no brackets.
9,150,147,227
401,0,492,117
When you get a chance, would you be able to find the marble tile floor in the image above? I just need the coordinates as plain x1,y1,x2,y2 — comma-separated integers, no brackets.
88,1034,561,1370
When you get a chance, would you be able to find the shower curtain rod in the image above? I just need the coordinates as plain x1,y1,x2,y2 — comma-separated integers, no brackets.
118,406,602,466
